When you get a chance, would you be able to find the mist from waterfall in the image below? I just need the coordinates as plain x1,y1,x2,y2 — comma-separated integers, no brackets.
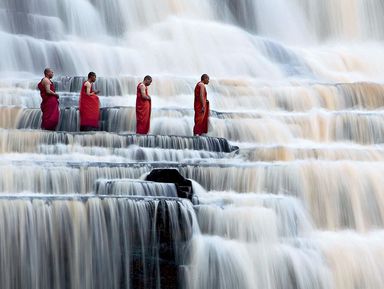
1,0,384,81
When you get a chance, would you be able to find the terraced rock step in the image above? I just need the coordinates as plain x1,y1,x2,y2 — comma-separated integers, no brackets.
95,169,194,200
240,144,384,161
194,192,312,239
4,105,384,143
1,160,384,231
14,78,384,112
0,129,237,153
0,195,195,289
95,179,178,197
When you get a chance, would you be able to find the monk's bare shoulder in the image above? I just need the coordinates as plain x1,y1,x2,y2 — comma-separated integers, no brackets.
42,77,50,85
140,83,146,93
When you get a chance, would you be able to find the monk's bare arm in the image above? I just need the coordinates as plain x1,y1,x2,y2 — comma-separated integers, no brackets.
85,82,98,96
199,83,205,112
43,78,58,97
140,84,151,100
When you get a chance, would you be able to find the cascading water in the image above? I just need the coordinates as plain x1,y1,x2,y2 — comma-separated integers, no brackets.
1,0,384,288
0,196,196,289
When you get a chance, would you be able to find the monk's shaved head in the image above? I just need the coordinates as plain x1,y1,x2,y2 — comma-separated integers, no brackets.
44,68,54,79
201,74,209,81
143,75,152,86
44,68,52,76
201,74,209,85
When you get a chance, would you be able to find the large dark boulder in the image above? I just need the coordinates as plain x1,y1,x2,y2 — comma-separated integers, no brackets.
146,169,193,201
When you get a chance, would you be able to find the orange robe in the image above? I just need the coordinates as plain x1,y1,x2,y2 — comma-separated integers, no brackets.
38,79,60,131
136,83,151,134
79,81,100,129
193,82,209,135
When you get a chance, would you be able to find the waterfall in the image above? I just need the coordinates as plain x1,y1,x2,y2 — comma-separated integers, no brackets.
95,179,178,197
1,0,384,288
1,0,384,77
0,196,196,289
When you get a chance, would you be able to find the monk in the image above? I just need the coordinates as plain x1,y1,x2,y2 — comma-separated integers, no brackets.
136,75,152,134
193,74,210,136
37,68,60,131
79,72,100,131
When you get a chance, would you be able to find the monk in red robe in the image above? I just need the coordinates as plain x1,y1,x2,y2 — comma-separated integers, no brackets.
136,75,152,134
193,74,210,136
37,68,60,131
79,72,100,131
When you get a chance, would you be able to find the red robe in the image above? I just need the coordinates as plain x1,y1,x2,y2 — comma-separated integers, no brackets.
38,79,60,131
136,83,151,134
79,81,100,128
193,82,209,135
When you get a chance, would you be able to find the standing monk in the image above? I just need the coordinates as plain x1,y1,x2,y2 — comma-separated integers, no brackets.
136,75,152,134
193,74,210,136
79,72,100,131
37,68,60,131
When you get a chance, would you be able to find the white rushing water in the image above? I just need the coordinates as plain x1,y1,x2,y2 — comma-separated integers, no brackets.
1,0,384,288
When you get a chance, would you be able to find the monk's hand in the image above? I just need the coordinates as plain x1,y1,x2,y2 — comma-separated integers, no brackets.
201,106,205,113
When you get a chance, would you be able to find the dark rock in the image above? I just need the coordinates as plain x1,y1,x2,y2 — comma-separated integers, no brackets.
146,169,194,201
